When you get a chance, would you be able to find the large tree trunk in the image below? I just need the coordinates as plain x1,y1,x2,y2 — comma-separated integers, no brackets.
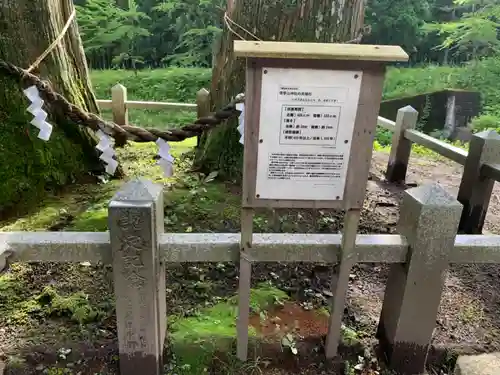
0,0,103,212
194,0,366,179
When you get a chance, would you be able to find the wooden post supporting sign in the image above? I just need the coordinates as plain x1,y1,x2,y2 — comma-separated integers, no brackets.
234,41,408,360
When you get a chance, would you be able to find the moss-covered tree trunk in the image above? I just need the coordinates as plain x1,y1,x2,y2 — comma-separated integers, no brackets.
194,0,366,179
0,0,103,212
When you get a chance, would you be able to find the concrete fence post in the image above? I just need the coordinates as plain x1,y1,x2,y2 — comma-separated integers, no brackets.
377,183,462,375
457,130,500,234
196,88,210,148
111,83,128,125
108,179,166,375
385,106,419,183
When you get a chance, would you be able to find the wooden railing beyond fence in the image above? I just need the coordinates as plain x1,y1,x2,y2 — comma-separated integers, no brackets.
377,105,500,234
98,83,500,235
97,84,210,146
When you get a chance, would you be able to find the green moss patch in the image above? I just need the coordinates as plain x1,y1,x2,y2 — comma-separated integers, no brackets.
169,283,289,374
0,265,108,326
0,77,92,215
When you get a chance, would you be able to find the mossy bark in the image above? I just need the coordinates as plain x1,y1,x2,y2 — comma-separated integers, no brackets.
0,0,103,212
194,0,366,180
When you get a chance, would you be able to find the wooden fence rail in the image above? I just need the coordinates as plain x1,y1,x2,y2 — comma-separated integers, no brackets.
1,178,500,375
97,83,210,147
97,83,500,234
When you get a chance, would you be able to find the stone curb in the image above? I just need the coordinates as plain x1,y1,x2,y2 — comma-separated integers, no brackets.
455,352,500,375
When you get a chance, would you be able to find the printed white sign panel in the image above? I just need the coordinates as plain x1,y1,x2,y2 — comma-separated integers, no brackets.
255,67,362,201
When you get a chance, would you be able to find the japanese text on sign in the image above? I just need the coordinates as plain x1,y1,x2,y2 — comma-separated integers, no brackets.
268,152,344,180
255,67,362,201
280,105,340,146
277,86,347,104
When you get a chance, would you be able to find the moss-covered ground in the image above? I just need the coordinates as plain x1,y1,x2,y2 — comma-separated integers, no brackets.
0,127,477,375
3,60,499,373
0,137,384,374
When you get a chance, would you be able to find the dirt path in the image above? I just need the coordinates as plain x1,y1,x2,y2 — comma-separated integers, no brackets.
370,152,500,233
366,152,500,355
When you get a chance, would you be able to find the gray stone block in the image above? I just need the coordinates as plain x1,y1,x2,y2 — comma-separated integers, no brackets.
378,183,462,375
109,179,165,375
455,352,500,375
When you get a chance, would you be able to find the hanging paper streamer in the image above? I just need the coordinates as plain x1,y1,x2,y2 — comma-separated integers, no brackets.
96,130,118,175
156,138,174,177
236,102,245,145
23,85,53,141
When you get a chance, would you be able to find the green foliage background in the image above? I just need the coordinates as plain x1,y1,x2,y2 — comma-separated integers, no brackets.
76,0,500,69
76,0,225,69
5,0,500,211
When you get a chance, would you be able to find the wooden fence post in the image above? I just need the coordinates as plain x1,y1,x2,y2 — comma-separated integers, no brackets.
196,88,210,148
457,130,500,234
108,179,166,375
385,106,419,183
112,83,128,125
377,183,462,375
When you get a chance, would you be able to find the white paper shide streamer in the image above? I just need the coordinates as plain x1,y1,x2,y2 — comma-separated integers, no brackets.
236,102,245,144
156,138,174,177
23,85,53,141
96,130,118,175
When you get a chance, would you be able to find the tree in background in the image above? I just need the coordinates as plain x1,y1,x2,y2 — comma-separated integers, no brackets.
153,0,224,67
76,0,224,69
364,0,432,60
193,0,366,179
0,0,102,211
74,0,498,70
76,0,151,70
423,0,500,61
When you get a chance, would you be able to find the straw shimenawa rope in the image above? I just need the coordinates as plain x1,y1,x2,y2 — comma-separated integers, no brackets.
26,9,77,74
0,60,243,147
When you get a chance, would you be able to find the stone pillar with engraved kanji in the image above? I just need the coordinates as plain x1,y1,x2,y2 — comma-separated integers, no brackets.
108,179,166,375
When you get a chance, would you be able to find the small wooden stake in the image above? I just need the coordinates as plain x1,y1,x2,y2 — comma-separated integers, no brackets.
237,207,254,361
196,88,210,148
111,83,128,126
325,208,361,358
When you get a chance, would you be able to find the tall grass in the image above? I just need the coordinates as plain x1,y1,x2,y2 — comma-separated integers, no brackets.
90,68,211,129
90,56,500,131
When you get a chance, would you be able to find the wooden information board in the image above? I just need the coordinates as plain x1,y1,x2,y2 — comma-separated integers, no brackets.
235,41,408,210
233,40,409,362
